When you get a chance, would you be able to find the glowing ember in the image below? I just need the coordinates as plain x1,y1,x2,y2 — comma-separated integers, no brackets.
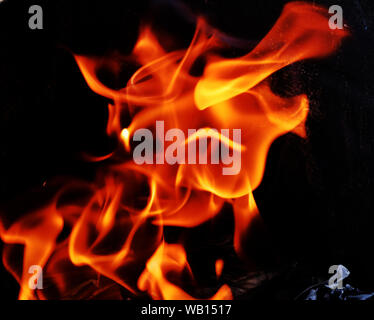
0,2,347,300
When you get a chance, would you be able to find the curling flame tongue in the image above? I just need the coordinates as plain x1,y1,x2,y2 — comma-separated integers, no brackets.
195,2,348,109
0,204,64,300
0,2,347,300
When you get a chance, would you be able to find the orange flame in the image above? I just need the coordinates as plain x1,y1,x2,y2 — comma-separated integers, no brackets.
138,242,232,300
0,2,347,300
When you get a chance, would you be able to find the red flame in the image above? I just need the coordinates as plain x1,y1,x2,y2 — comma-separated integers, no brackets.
0,2,347,300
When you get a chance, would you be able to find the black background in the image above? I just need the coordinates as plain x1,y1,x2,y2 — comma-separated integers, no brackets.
0,0,374,300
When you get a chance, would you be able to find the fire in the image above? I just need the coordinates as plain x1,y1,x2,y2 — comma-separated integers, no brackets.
138,242,232,300
0,2,347,300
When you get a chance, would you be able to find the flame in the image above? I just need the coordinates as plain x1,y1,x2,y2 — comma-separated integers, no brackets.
138,242,232,300
0,2,347,300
